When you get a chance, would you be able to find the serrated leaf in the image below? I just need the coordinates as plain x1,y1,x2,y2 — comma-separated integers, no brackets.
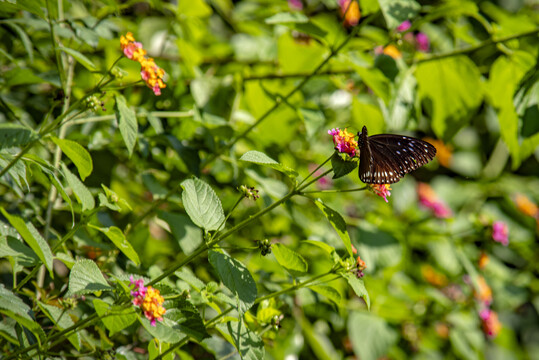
330,152,358,179
0,123,37,150
314,199,353,257
38,302,80,350
0,208,53,274
272,243,308,277
91,226,140,265
57,46,96,71
0,236,39,267
208,250,257,314
342,272,370,309
139,316,184,343
61,164,94,211
240,150,298,178
51,137,93,180
114,94,138,157
93,299,137,336
181,178,225,231
348,312,397,360
68,259,113,295
225,320,265,360
309,284,342,306
0,284,42,337
378,0,420,30
165,298,209,341
265,12,309,24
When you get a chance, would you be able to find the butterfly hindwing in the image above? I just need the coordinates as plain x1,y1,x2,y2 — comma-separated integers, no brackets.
358,127,437,184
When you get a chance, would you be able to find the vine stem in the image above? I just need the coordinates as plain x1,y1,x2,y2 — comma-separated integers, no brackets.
200,17,372,169
414,27,539,64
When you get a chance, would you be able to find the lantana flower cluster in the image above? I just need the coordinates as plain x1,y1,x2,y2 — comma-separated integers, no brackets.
339,0,361,27
130,276,166,326
417,183,452,218
120,32,166,96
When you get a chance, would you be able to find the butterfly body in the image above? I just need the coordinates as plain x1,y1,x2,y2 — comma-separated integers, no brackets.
358,126,436,184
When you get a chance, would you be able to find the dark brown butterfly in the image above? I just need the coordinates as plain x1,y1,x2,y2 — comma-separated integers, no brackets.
357,126,436,184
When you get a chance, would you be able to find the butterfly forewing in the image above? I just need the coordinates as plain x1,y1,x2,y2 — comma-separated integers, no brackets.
358,127,437,184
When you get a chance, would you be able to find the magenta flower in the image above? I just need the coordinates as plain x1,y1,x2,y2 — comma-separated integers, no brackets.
328,128,358,157
479,309,502,338
416,32,430,52
368,184,392,203
492,221,509,246
396,20,412,32
288,0,303,10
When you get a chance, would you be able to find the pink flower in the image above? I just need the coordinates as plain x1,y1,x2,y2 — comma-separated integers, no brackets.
288,0,303,10
328,128,358,157
479,309,502,338
396,20,412,32
492,221,509,246
308,164,332,190
415,32,430,52
417,183,452,218
368,184,392,203
129,276,166,326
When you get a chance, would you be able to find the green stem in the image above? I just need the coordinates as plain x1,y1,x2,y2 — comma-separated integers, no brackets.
414,27,539,64
255,270,337,304
300,186,367,195
201,17,372,169
297,154,334,188
297,169,333,192
243,69,355,81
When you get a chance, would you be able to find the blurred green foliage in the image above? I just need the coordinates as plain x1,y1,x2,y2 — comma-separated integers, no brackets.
1,0,538,359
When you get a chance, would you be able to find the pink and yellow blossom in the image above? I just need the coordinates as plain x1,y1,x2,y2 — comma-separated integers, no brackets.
130,276,166,326
368,184,392,203
328,128,358,157
479,309,502,338
492,221,509,246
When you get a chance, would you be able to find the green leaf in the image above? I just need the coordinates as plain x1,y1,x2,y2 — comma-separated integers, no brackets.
0,235,39,267
342,272,370,309
57,46,96,71
348,312,398,360
67,259,113,295
114,94,138,157
38,302,80,350
0,208,53,275
178,0,212,17
378,0,420,30
149,338,173,360
272,243,308,277
352,65,391,105
61,164,95,211
265,12,309,24
309,284,342,306
225,320,265,360
181,178,225,231
208,250,257,313
352,97,385,135
0,284,42,338
330,152,358,179
486,52,536,169
51,137,93,180
415,56,483,139
165,298,209,342
93,299,137,336
91,226,140,265
158,211,202,255
314,199,353,257
240,150,298,178
302,239,335,254
139,316,183,343
0,124,37,150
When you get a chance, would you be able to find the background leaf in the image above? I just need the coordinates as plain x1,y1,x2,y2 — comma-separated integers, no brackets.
51,137,93,180
181,178,225,231
67,259,113,295
208,250,257,314
114,94,138,157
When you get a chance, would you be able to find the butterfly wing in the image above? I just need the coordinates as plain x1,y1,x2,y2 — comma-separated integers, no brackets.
359,134,436,184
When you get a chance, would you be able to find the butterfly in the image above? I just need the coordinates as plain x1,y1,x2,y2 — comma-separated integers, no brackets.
357,126,437,184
